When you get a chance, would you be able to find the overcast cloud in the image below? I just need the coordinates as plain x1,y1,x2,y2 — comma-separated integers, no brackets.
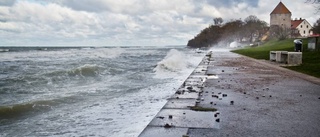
0,0,318,46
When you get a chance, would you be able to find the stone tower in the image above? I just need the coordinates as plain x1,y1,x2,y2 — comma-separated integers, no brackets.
270,1,292,29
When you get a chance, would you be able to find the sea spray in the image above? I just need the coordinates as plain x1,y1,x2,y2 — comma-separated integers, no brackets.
153,49,191,73
229,41,239,48
153,49,204,80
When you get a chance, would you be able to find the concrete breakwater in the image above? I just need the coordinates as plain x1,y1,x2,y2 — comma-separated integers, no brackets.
139,50,220,137
139,49,320,137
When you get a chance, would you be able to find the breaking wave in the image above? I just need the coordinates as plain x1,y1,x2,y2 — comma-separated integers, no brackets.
0,46,206,136
0,96,81,120
0,100,56,119
44,64,101,78
153,49,190,72
152,49,203,80
68,64,101,77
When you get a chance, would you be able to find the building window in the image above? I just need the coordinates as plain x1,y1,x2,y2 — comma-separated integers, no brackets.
301,25,303,28
304,30,306,34
307,25,309,28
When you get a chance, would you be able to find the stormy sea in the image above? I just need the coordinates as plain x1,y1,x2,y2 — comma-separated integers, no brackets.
0,46,205,137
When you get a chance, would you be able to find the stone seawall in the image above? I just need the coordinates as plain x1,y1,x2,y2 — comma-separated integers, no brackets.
139,49,320,137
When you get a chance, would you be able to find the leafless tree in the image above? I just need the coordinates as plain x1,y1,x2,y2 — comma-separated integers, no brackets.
213,17,223,26
312,18,320,34
243,15,268,42
306,0,320,12
270,25,291,40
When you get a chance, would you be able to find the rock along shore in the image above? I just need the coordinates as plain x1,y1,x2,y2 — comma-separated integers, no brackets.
139,49,320,137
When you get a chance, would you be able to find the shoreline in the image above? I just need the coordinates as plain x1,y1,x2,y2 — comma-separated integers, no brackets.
139,49,320,137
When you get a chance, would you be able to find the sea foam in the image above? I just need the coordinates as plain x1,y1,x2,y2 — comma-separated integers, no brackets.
153,49,204,80
153,49,189,72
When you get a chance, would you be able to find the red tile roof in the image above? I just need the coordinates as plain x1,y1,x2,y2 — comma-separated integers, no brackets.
291,20,303,28
270,2,291,14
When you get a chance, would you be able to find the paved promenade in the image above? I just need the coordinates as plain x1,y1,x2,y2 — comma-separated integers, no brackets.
139,49,320,137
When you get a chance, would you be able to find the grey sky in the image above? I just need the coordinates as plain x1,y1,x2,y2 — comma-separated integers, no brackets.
0,0,318,46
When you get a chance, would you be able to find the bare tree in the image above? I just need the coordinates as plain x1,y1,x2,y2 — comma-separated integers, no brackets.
243,15,268,42
213,17,223,25
221,19,244,43
306,0,320,12
188,16,269,48
270,25,291,40
312,18,320,34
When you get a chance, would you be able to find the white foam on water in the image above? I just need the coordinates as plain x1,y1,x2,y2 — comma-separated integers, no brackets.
153,49,204,80
154,49,189,72
0,47,124,62
0,47,206,137
92,47,124,58
13,80,180,137
69,64,101,77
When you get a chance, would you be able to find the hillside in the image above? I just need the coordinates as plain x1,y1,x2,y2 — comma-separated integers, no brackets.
232,39,320,78
187,16,267,48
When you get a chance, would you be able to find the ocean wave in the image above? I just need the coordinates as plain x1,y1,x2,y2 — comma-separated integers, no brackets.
153,49,205,80
92,47,124,58
0,75,49,91
0,100,55,119
68,64,101,77
153,49,190,72
0,96,82,120
0,47,206,136
44,64,101,79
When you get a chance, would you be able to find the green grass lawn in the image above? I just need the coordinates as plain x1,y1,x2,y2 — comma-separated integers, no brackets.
232,38,320,78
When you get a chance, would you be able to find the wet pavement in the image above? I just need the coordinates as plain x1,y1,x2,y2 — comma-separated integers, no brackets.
139,50,320,137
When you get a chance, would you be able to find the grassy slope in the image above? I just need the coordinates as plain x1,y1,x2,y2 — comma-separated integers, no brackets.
232,38,320,78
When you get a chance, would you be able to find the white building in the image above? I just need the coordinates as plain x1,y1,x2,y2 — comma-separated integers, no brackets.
291,18,313,37
270,2,313,38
